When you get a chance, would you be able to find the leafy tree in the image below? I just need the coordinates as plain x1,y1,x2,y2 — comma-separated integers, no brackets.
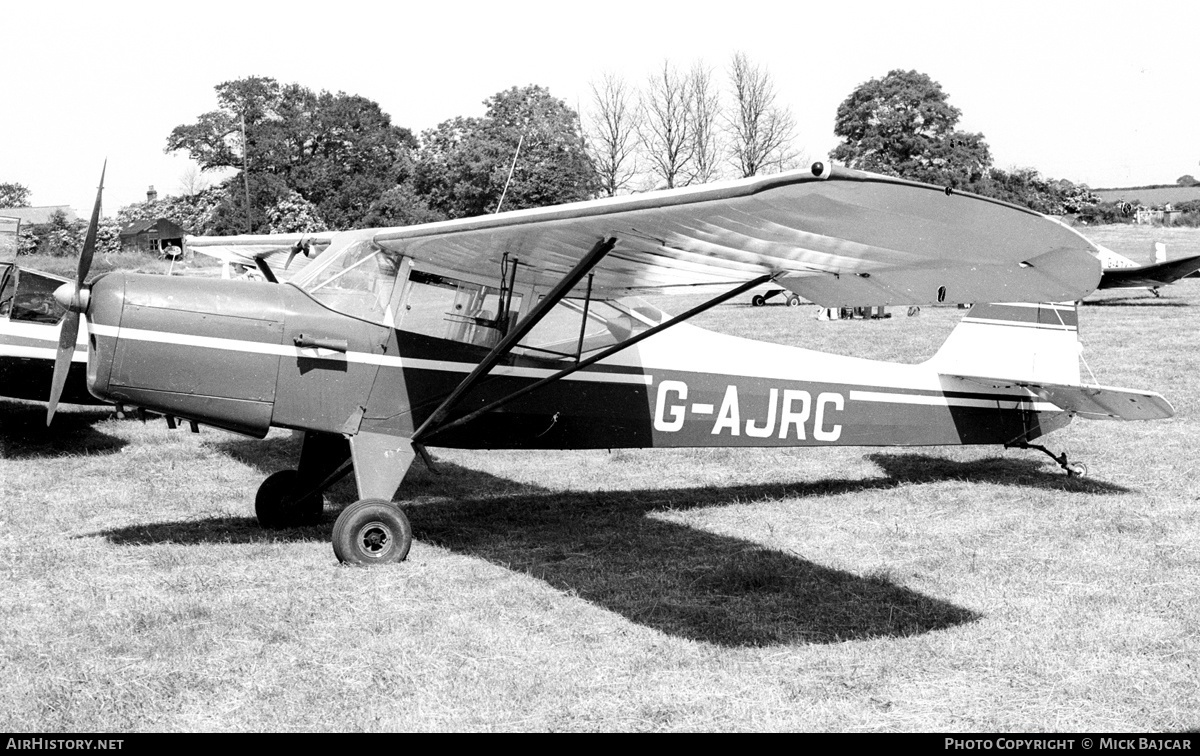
1178,175,1198,187
361,183,446,227
166,77,417,231
265,191,327,233
0,182,31,207
830,69,991,189
414,85,595,218
978,167,1099,215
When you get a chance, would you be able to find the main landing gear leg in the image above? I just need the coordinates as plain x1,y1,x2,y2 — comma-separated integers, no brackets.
255,431,350,528
1013,442,1088,478
331,431,417,566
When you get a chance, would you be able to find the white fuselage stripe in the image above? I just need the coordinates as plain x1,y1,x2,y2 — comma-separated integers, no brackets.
0,319,88,362
88,324,654,385
849,389,1057,412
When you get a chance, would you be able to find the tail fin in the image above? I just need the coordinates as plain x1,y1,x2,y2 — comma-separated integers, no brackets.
925,302,1081,385
927,302,1174,421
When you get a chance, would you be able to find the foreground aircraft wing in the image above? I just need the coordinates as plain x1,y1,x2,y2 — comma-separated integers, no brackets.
1098,254,1200,289
356,165,1102,307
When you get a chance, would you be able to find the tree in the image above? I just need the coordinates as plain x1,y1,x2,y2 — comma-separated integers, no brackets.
640,62,695,189
725,52,799,178
1178,175,1198,187
414,85,595,219
830,69,991,189
265,191,327,233
584,72,642,197
978,167,1099,215
0,182,31,208
687,62,723,184
166,76,417,231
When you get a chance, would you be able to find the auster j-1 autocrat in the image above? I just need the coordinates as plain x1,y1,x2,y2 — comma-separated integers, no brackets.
47,163,1174,565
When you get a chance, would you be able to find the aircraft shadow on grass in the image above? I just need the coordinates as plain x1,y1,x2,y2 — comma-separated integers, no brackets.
87,440,1127,647
0,399,126,458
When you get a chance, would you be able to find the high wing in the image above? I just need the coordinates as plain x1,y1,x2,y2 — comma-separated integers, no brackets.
1097,254,1200,290
351,164,1102,306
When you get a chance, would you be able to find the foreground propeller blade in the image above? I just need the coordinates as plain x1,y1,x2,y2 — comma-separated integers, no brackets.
46,162,105,426
45,312,81,425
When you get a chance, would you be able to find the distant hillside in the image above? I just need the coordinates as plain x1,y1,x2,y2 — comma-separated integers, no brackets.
1093,185,1200,206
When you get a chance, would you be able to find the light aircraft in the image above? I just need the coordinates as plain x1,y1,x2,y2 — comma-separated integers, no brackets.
47,163,1173,565
1095,241,1200,295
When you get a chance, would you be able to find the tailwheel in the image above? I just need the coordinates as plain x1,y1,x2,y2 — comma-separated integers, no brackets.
332,499,412,565
255,469,323,529
1013,443,1088,479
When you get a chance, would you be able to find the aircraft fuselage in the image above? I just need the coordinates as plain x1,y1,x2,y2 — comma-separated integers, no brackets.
83,272,1065,452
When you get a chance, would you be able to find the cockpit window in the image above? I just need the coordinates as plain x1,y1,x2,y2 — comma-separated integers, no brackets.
398,270,521,349
517,297,667,360
300,239,404,326
0,265,13,318
10,269,67,324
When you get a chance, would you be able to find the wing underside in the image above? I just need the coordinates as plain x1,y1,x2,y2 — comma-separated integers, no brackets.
366,166,1102,306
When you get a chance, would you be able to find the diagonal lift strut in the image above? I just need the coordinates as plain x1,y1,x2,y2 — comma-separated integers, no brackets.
411,236,617,443
418,272,779,442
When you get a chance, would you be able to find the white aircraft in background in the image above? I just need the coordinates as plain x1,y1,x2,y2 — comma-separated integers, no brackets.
1095,241,1200,296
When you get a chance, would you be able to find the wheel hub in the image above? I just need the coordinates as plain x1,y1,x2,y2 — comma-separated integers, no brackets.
358,521,391,555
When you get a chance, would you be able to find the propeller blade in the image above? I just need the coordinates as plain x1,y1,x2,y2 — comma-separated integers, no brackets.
46,162,105,425
76,160,106,284
45,311,80,425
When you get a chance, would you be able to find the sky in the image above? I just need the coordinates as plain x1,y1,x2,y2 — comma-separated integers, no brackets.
2,0,1197,216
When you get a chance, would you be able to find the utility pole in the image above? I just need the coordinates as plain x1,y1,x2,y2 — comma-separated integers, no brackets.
241,111,253,234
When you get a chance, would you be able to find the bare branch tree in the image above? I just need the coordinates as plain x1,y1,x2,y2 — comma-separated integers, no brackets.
584,72,642,197
725,52,800,177
686,62,723,185
639,61,694,189
178,164,212,196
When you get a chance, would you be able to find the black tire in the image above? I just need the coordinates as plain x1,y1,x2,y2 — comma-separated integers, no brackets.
332,499,413,565
751,295,766,307
786,295,801,307
255,469,323,529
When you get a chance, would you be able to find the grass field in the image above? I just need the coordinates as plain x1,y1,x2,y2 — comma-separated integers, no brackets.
1,225,1197,732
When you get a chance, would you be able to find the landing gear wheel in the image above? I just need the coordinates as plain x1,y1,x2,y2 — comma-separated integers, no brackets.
751,294,766,307
1066,462,1088,478
332,499,412,565
786,295,801,307
255,469,323,529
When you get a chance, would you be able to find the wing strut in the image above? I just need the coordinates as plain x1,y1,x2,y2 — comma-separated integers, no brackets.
418,272,778,442
411,236,617,443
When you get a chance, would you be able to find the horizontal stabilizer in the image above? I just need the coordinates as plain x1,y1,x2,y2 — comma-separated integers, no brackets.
949,376,1174,421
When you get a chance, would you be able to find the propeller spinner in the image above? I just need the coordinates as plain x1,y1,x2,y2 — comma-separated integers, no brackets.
46,163,105,425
